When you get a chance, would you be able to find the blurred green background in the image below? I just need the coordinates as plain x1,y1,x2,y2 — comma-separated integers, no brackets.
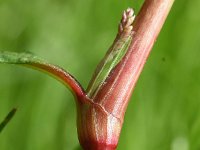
0,0,200,149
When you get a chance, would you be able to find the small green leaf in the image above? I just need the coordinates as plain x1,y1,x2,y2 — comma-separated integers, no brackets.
0,108,17,133
86,8,135,98
0,51,84,97
87,36,132,98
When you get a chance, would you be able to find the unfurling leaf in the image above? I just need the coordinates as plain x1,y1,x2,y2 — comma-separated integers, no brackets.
86,8,135,98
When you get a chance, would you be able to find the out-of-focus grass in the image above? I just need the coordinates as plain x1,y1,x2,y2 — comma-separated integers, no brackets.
0,0,200,150
0,108,16,133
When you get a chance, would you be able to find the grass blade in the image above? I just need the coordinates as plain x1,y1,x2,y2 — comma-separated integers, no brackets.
0,108,17,133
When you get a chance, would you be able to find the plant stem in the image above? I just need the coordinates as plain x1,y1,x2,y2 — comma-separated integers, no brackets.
94,0,175,120
0,0,175,149
77,0,175,149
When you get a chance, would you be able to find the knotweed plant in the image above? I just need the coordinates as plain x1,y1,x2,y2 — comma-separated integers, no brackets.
0,0,174,149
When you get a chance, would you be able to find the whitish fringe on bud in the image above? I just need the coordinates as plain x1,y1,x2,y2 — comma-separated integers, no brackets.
118,8,135,36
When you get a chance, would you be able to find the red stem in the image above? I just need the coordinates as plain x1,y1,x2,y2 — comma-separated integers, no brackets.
77,0,175,149
32,63,85,98
94,0,175,125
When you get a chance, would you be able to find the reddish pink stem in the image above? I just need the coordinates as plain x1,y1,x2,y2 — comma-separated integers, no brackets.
32,63,85,98
77,0,175,149
94,0,175,120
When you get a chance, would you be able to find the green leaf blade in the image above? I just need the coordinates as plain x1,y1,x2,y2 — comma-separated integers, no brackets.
0,108,17,133
0,51,85,97
86,36,132,98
